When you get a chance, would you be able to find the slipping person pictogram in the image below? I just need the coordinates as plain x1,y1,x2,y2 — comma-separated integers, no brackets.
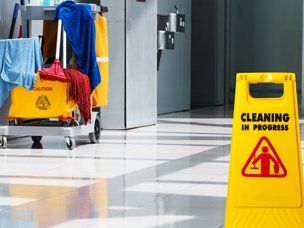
242,136,287,178
35,95,51,110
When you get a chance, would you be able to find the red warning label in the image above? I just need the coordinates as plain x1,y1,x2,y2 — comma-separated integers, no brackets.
242,136,287,178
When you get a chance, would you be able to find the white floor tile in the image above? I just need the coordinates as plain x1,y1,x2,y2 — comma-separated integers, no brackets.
0,197,35,206
0,107,238,227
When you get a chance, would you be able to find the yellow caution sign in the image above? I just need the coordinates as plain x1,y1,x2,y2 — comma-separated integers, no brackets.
225,73,304,227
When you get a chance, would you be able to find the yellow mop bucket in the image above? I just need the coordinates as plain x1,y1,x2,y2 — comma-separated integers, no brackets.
9,74,76,119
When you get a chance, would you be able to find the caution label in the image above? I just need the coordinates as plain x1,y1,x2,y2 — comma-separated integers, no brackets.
33,87,53,92
35,95,51,110
241,113,289,131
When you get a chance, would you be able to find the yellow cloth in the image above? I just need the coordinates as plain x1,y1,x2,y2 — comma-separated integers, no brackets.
92,14,109,107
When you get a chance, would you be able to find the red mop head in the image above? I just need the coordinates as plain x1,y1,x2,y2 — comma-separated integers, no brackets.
63,69,91,125
38,59,91,124
39,59,68,82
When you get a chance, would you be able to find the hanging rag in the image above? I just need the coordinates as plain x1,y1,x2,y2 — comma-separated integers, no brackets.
92,14,109,107
63,69,91,124
56,0,100,91
0,37,42,108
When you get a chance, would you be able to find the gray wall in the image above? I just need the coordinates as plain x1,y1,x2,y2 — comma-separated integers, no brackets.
191,0,226,107
126,0,157,128
228,0,303,101
99,0,126,129
100,0,157,129
157,0,191,114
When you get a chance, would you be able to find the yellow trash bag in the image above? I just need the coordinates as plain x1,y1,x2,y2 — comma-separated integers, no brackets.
92,14,109,108
9,74,75,119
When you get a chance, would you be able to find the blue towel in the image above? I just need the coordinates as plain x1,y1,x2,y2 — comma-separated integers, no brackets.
56,1,101,91
0,37,42,108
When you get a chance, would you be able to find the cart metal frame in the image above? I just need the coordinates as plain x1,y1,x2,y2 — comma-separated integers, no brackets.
0,3,106,150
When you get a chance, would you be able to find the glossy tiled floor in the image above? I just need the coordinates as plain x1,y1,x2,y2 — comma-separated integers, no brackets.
0,106,302,227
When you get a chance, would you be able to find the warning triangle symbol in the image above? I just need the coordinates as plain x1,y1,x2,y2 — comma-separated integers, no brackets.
241,136,287,178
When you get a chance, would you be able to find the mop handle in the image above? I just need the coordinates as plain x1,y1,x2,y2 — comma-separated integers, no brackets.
55,20,62,60
63,30,67,68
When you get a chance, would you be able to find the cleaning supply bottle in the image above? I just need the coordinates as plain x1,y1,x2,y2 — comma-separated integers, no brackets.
42,0,54,6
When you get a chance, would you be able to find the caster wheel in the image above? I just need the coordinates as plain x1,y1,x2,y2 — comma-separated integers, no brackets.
31,136,42,143
65,137,76,150
8,119,17,126
31,143,43,149
62,121,69,127
0,136,7,149
69,120,80,127
89,114,101,144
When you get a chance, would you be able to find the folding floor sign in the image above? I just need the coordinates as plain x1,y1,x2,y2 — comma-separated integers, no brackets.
225,73,304,228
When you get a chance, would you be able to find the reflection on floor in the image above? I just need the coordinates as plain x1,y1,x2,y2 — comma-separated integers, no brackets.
1,106,300,227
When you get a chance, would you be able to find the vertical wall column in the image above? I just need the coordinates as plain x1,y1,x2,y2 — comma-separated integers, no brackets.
125,0,157,128
100,0,157,129
99,0,126,129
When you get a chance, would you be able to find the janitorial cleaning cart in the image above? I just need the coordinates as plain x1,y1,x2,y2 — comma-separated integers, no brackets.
0,1,109,150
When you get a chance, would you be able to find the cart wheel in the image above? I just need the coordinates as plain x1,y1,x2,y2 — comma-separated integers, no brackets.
31,143,43,149
0,136,7,149
65,137,76,150
8,119,17,126
31,136,42,143
62,121,69,127
69,120,80,127
89,114,101,144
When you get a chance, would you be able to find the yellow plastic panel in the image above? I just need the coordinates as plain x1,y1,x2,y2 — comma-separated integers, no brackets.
9,74,75,119
225,73,304,227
